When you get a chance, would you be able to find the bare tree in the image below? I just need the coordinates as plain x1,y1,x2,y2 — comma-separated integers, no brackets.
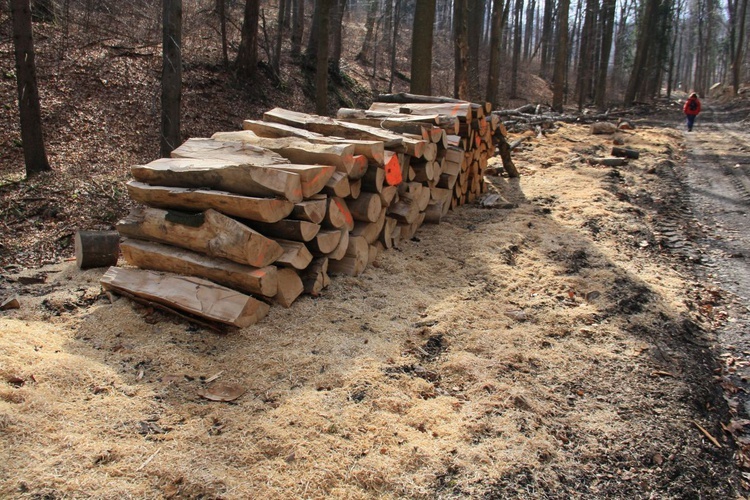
552,0,570,111
161,0,182,157
730,0,749,94
486,0,506,104
217,0,229,68
11,0,51,176
357,0,379,65
315,0,331,114
236,0,260,77
510,0,524,99
411,0,436,95
594,0,616,108
330,0,348,74
291,0,304,57
454,0,470,99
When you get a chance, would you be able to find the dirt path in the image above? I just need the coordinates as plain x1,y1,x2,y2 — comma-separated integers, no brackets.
680,106,750,446
0,120,744,498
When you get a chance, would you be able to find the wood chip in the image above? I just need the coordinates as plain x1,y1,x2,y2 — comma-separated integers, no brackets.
197,382,246,402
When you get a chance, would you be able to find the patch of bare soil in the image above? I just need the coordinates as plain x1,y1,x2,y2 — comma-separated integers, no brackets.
1,120,741,498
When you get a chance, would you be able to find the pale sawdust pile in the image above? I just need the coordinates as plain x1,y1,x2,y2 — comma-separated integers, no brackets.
0,123,737,498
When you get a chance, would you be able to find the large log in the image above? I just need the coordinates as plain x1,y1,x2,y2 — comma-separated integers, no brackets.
120,239,278,298
263,107,426,157
369,101,476,122
101,267,269,328
131,157,304,203
248,219,321,242
126,182,294,223
242,119,325,140
211,130,360,178
337,107,460,134
117,207,283,268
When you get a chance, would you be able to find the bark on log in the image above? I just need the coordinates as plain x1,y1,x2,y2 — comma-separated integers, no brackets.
120,239,278,297
101,267,269,328
611,146,640,159
75,230,120,269
300,257,328,296
132,157,304,203
117,207,283,268
248,219,321,242
125,181,294,223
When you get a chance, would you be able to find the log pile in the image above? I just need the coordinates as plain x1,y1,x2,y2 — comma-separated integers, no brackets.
104,94,507,328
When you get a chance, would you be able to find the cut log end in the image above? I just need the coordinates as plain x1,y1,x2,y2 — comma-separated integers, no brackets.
75,230,120,270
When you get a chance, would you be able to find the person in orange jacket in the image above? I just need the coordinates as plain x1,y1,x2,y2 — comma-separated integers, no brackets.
683,92,701,132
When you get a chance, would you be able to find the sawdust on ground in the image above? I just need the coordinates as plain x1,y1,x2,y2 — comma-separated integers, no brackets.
0,122,739,498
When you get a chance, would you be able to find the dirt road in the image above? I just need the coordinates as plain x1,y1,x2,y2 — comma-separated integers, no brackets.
681,105,750,443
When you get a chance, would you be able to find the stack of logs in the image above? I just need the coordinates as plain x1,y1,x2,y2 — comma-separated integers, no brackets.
101,94,506,329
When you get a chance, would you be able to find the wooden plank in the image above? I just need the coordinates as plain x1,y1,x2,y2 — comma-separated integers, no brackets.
126,181,294,224
170,137,289,165
117,207,283,268
211,130,358,178
242,119,325,140
101,267,269,328
369,101,474,122
132,157,303,203
120,238,278,298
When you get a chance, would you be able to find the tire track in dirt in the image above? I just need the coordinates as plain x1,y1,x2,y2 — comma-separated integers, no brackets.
682,106,750,421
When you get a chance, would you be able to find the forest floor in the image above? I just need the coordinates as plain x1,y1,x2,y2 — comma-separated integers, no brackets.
3,12,750,499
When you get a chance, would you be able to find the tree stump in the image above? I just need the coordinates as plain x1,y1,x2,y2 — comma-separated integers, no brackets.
75,230,120,269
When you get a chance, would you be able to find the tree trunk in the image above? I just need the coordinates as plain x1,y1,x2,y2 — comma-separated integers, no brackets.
486,0,506,104
539,0,554,79
291,0,304,57
510,0,524,99
410,0,436,95
217,0,229,68
315,0,330,115
236,0,259,78
467,0,485,99
388,0,402,93
330,0,348,74
11,0,51,176
357,0,379,64
624,0,659,104
575,0,596,110
273,0,286,75
161,0,182,157
552,0,569,112
733,0,748,94
523,0,535,61
594,0,615,109
454,0,470,99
